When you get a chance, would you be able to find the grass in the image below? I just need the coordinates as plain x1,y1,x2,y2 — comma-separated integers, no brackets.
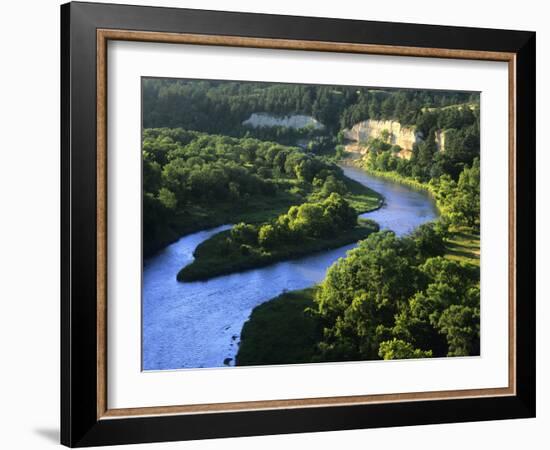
342,177,384,213
177,220,379,282
445,228,480,267
236,288,322,366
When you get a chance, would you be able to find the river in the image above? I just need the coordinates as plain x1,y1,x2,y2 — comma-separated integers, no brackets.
142,165,438,371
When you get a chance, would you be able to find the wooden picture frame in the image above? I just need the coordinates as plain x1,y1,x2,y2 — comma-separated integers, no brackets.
61,1,535,447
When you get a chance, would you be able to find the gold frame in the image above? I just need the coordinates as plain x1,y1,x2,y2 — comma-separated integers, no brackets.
96,29,516,420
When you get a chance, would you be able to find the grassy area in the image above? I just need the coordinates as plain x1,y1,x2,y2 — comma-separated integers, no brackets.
177,220,379,282
236,288,322,366
342,177,383,213
445,228,480,267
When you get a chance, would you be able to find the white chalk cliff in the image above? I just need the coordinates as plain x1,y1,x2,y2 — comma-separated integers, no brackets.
435,129,448,152
343,119,446,160
242,113,324,130
343,120,421,151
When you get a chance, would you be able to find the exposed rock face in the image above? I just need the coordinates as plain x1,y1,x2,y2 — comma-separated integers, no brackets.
342,119,452,161
243,113,324,130
343,119,421,152
435,129,448,152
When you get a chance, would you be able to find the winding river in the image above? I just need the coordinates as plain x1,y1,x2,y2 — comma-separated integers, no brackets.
142,166,438,371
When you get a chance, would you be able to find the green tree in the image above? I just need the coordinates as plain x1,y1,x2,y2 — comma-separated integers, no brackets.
437,304,480,356
320,175,347,197
378,338,433,360
411,223,446,259
157,187,177,209
258,224,279,249
314,231,420,361
448,159,480,228
231,223,259,246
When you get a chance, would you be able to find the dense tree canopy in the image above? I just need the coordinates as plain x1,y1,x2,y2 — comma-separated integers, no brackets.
429,159,480,229
313,226,479,361
254,193,358,248
142,128,353,256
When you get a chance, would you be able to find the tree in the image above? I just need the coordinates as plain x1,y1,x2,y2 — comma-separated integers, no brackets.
374,151,394,172
290,203,326,237
381,97,395,118
157,187,177,210
231,223,258,246
449,159,480,228
414,134,438,181
320,175,347,197
322,193,357,230
437,304,480,356
411,223,446,259
314,231,421,361
258,224,279,249
394,257,479,356
391,292,447,357
378,338,432,360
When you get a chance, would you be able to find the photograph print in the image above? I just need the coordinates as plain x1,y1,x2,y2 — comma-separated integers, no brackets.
142,78,481,371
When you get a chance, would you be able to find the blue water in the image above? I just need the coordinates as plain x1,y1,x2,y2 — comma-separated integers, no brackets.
142,166,437,370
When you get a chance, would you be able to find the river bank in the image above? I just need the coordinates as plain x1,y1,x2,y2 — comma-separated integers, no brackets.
344,159,479,267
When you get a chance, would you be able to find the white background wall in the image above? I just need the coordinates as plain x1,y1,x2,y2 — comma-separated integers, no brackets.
0,0,546,448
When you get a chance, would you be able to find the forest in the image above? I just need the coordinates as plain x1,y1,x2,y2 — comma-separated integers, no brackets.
143,128,380,257
142,78,481,368
143,78,477,135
